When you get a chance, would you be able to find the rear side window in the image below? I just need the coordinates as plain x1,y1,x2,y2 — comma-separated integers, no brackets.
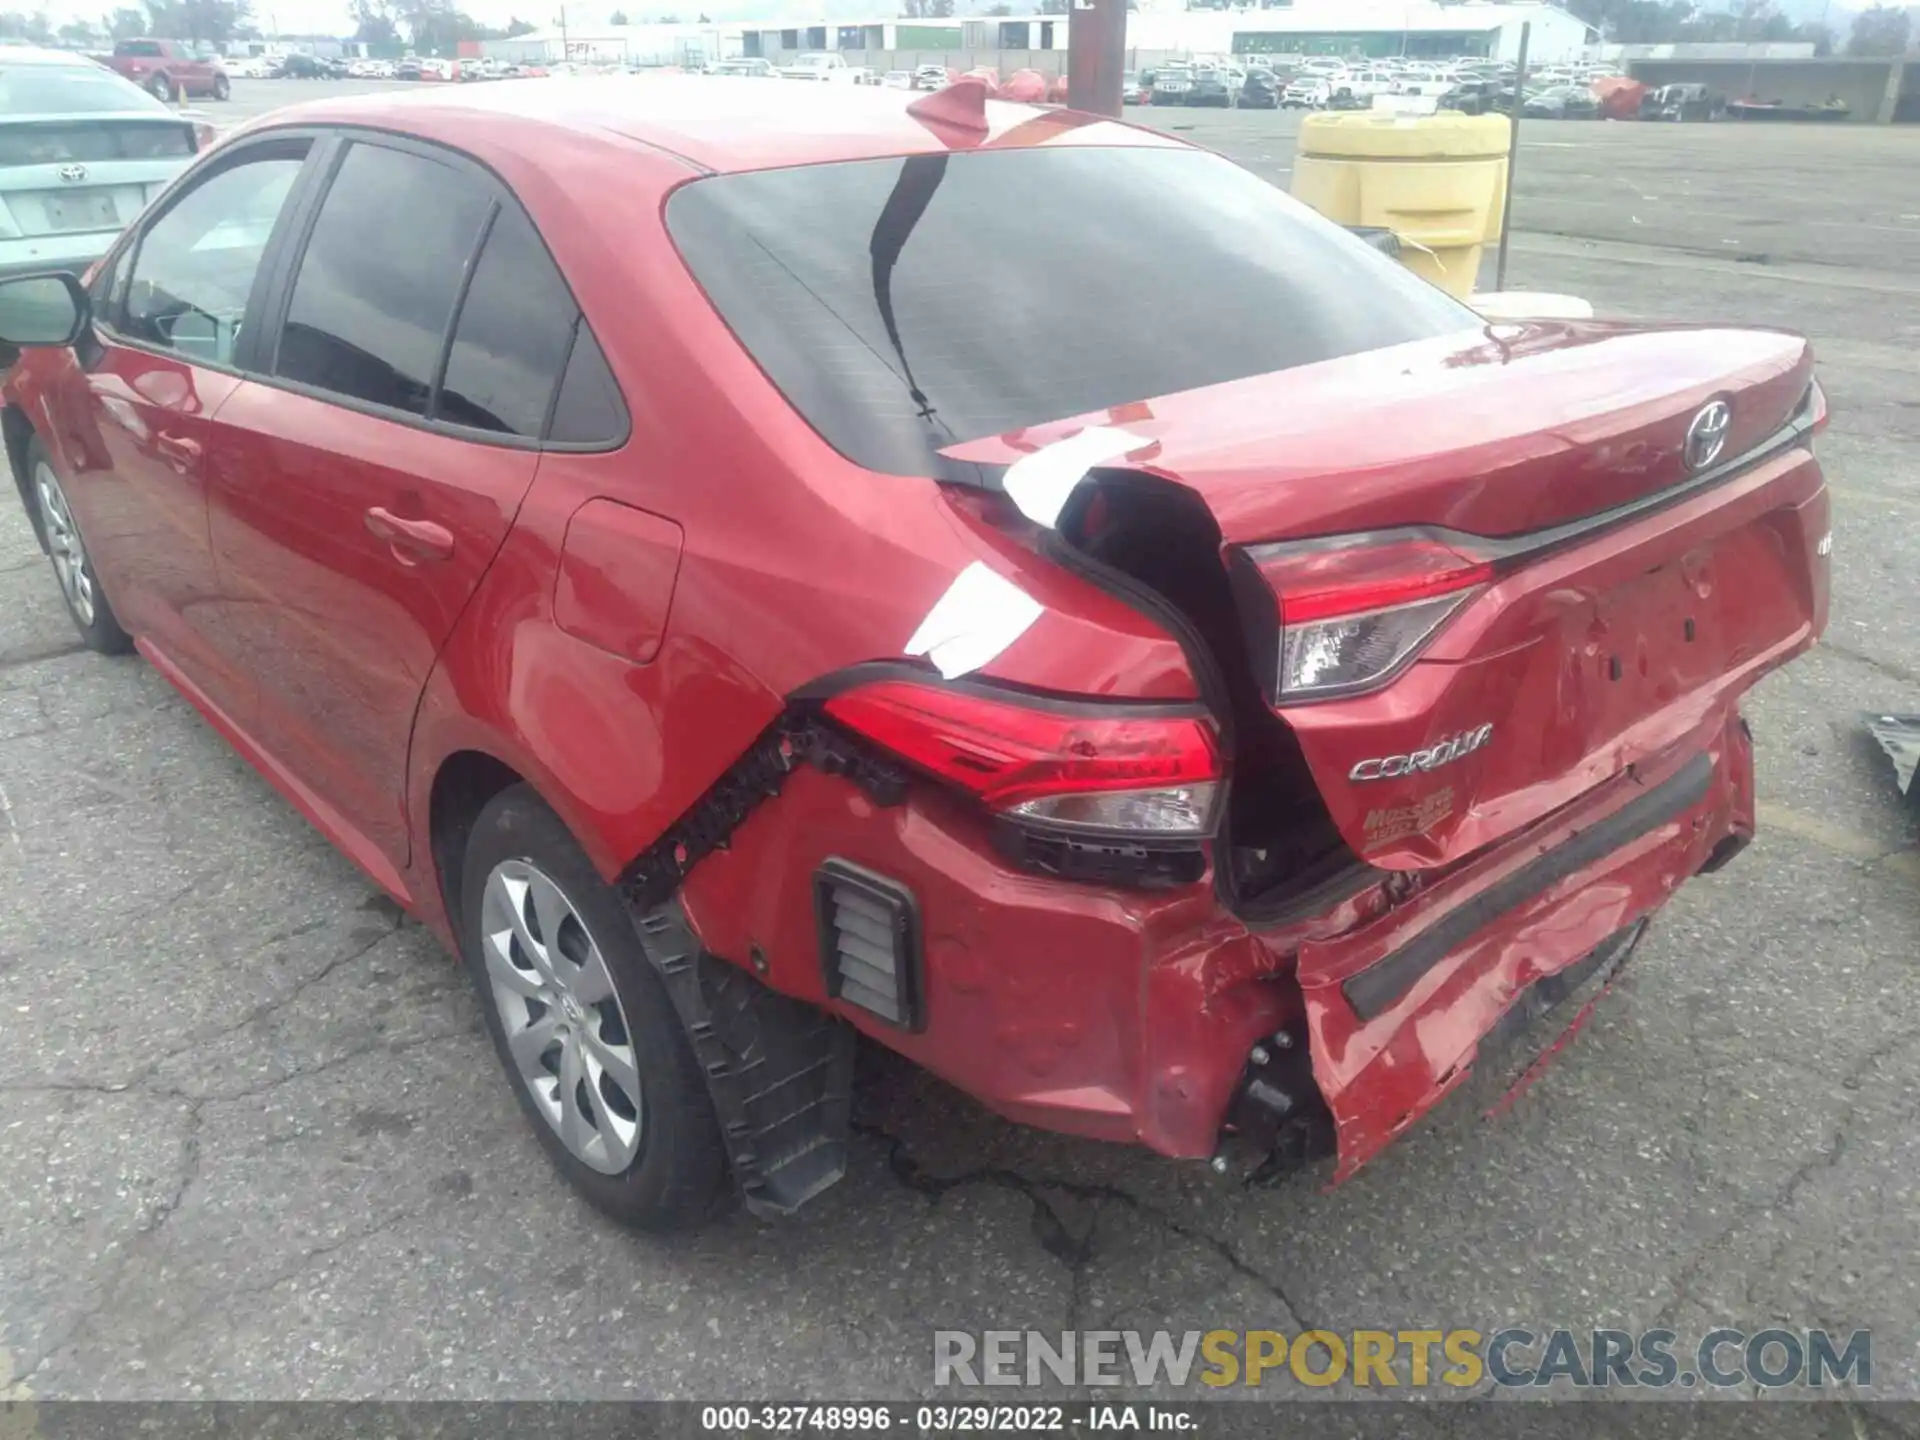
115,40,163,56
666,146,1474,478
546,326,628,446
274,142,491,418
434,203,577,437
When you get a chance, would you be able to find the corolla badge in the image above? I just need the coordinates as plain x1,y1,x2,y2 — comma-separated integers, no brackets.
1684,400,1731,471
1349,724,1494,782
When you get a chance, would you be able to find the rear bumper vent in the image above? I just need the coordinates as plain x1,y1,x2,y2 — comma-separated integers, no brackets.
814,859,923,1031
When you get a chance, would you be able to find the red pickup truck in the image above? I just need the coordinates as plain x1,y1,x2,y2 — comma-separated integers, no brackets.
109,39,231,102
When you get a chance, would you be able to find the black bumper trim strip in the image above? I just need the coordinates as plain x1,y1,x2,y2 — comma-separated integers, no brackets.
1340,753,1715,1022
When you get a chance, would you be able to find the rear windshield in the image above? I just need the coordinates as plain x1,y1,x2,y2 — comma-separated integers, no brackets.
0,118,190,164
0,64,168,115
667,146,1473,478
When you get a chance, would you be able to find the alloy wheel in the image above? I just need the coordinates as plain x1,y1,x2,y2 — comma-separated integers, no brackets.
35,461,96,628
480,859,644,1174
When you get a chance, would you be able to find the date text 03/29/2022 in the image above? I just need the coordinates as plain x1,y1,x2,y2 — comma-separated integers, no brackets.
699,1405,1190,1432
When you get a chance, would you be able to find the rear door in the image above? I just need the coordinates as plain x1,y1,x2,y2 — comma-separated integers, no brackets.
201,134,582,871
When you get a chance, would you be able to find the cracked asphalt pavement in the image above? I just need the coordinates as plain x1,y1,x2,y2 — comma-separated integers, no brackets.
2,90,1918,1411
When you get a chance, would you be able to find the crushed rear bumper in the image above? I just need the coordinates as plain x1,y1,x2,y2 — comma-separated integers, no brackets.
670,703,1756,1185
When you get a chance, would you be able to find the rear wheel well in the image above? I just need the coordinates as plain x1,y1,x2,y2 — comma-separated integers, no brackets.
429,751,525,928
3,405,43,549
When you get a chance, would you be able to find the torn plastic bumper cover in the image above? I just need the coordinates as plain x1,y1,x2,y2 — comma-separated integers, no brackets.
1866,713,1920,808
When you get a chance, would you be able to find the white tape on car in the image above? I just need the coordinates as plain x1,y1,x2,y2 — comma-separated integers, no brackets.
904,561,1044,680
1001,426,1148,528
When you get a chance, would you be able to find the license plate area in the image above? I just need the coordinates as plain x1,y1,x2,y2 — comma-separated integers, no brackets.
41,191,119,232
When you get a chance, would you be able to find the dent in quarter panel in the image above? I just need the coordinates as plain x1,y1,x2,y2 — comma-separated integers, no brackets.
553,498,685,664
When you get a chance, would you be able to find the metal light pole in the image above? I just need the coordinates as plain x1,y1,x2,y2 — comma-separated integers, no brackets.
1494,20,1529,292
1067,0,1125,117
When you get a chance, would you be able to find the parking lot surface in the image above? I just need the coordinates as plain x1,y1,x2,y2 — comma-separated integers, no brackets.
2,84,1918,1407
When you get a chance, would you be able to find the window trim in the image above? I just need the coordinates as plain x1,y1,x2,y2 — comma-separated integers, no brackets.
89,131,326,381
425,200,500,426
245,124,629,454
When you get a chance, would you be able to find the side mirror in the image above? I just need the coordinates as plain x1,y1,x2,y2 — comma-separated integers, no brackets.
0,271,89,348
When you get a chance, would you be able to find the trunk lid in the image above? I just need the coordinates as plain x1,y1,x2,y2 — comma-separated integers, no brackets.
0,117,193,240
945,321,1829,871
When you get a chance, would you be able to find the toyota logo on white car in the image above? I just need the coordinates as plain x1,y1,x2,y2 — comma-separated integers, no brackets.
1349,724,1495,782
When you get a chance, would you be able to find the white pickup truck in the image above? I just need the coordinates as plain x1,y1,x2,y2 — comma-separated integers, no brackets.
780,52,859,82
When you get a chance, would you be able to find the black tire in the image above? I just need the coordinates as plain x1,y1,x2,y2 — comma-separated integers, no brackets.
459,785,728,1230
212,74,231,100
147,72,175,101
24,436,132,654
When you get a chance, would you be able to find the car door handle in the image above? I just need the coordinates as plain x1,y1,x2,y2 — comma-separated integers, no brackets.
155,433,201,473
364,506,454,563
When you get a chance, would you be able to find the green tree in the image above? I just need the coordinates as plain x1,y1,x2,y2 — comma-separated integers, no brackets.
350,0,399,43
0,8,57,39
106,5,147,36
608,6,625,19
58,16,97,41
141,0,252,43
1848,2,1911,54
505,15,535,31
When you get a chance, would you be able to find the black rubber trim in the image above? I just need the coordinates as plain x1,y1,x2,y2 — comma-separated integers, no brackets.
1341,753,1715,1022
789,658,1210,721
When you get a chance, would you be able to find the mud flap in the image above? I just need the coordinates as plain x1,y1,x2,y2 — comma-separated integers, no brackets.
632,898,855,1217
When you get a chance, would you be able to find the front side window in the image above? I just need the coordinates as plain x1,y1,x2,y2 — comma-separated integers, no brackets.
666,145,1475,479
120,149,307,367
273,142,491,418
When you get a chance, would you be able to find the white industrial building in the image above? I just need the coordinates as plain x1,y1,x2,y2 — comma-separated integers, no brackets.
486,1,1596,70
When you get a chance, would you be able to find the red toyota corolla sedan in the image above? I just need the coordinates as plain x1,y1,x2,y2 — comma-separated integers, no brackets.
0,78,1830,1229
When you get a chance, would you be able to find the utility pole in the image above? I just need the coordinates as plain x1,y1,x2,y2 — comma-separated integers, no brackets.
557,2,568,57
1066,0,1123,116
1494,20,1529,292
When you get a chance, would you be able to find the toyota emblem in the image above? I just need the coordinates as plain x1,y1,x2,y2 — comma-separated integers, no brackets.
57,163,87,183
1684,400,1731,471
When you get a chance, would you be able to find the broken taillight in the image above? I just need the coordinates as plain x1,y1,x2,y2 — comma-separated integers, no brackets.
1248,533,1493,702
823,679,1223,837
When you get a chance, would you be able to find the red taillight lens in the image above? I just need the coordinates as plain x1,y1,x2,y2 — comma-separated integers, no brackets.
1249,534,1492,702
823,680,1223,836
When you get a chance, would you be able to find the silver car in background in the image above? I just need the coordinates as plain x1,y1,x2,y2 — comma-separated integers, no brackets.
0,45,206,279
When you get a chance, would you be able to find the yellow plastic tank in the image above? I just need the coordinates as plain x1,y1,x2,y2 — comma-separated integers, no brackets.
1290,111,1513,299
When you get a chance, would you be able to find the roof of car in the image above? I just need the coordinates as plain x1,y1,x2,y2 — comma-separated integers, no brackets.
0,44,112,66
245,75,1176,175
